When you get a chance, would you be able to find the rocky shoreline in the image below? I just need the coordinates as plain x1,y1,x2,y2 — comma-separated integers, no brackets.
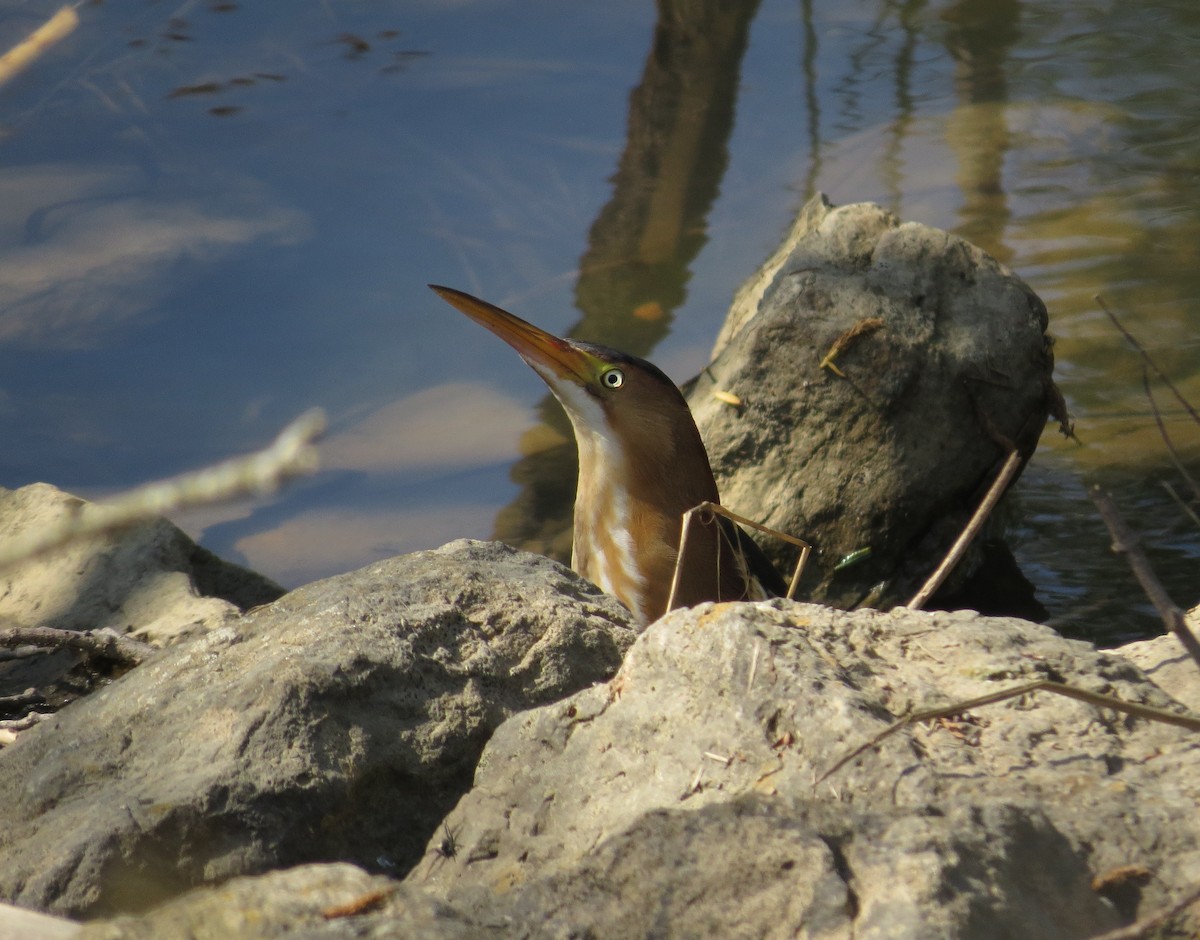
2,196,1195,937
0,531,1196,938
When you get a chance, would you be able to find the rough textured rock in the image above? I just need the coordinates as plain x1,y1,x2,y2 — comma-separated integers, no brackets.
25,597,1200,939
1119,606,1200,712
0,483,283,647
414,601,1200,938
76,804,1115,940
485,798,1109,940
0,540,636,918
686,194,1058,609
0,902,80,940
78,864,486,940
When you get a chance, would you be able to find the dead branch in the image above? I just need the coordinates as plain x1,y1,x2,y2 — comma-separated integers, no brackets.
906,449,1023,610
1090,486,1200,671
667,501,812,613
1142,368,1200,503
1161,480,1200,531
0,711,53,732
816,678,1200,787
0,688,43,710
1097,296,1200,427
0,6,79,89
0,625,154,666
0,409,325,575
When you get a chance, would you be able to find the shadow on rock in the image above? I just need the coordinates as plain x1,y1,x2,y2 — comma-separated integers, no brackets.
0,540,636,918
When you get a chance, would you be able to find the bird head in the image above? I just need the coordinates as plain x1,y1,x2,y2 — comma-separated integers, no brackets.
428,285,688,461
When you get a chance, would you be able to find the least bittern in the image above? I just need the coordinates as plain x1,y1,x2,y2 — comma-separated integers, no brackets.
431,285,786,625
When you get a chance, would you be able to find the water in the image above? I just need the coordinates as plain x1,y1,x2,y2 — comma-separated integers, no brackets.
1,0,1197,645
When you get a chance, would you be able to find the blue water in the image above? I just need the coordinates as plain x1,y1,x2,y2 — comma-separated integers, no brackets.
1,0,1197,644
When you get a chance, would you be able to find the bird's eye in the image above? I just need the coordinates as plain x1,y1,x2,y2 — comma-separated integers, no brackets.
601,368,625,389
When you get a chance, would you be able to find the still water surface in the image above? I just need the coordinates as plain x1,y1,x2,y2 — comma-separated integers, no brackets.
1,0,1197,643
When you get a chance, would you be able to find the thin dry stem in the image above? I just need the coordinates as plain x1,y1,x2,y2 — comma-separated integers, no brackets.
0,409,325,574
0,6,79,89
0,711,53,732
817,678,1200,787
0,625,154,666
1097,295,1200,427
1142,368,1200,503
1090,486,1200,670
906,449,1023,610
1161,480,1200,531
666,501,812,613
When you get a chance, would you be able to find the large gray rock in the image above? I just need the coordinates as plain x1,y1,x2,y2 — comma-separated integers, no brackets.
0,902,80,940
35,600,1200,939
0,540,636,918
485,797,1107,940
1119,607,1200,712
414,601,1200,938
78,864,484,940
687,194,1059,609
0,483,282,646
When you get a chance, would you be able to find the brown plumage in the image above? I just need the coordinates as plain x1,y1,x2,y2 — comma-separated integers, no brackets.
430,285,785,624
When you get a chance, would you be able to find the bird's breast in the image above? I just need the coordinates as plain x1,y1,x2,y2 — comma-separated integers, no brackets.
569,428,656,623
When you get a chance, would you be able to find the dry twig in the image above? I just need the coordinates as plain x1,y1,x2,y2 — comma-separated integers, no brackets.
1141,369,1200,503
1097,296,1200,427
0,6,78,89
0,688,44,710
0,625,154,667
1161,480,1200,532
0,711,53,732
667,501,812,613
0,409,325,575
906,449,1023,610
1090,486,1200,670
816,678,1200,787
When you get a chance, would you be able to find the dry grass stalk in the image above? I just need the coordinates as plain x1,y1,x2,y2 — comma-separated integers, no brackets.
0,6,79,89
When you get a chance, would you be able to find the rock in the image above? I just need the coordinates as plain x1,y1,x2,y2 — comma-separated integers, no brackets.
481,798,1109,940
31,599,1200,938
0,902,80,940
414,601,1200,937
0,540,637,918
1118,611,1200,712
0,483,283,648
77,864,488,940
686,194,1059,609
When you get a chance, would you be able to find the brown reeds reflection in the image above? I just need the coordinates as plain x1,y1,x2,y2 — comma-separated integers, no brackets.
491,0,762,562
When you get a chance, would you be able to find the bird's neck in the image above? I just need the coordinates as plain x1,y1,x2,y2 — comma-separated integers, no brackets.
568,417,720,625
570,423,652,622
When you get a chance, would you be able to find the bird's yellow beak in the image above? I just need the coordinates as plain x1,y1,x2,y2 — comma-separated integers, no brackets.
429,285,592,386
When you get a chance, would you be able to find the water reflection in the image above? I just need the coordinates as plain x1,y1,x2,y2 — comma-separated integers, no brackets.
0,166,308,347
484,0,1200,642
0,0,1196,644
493,0,762,562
